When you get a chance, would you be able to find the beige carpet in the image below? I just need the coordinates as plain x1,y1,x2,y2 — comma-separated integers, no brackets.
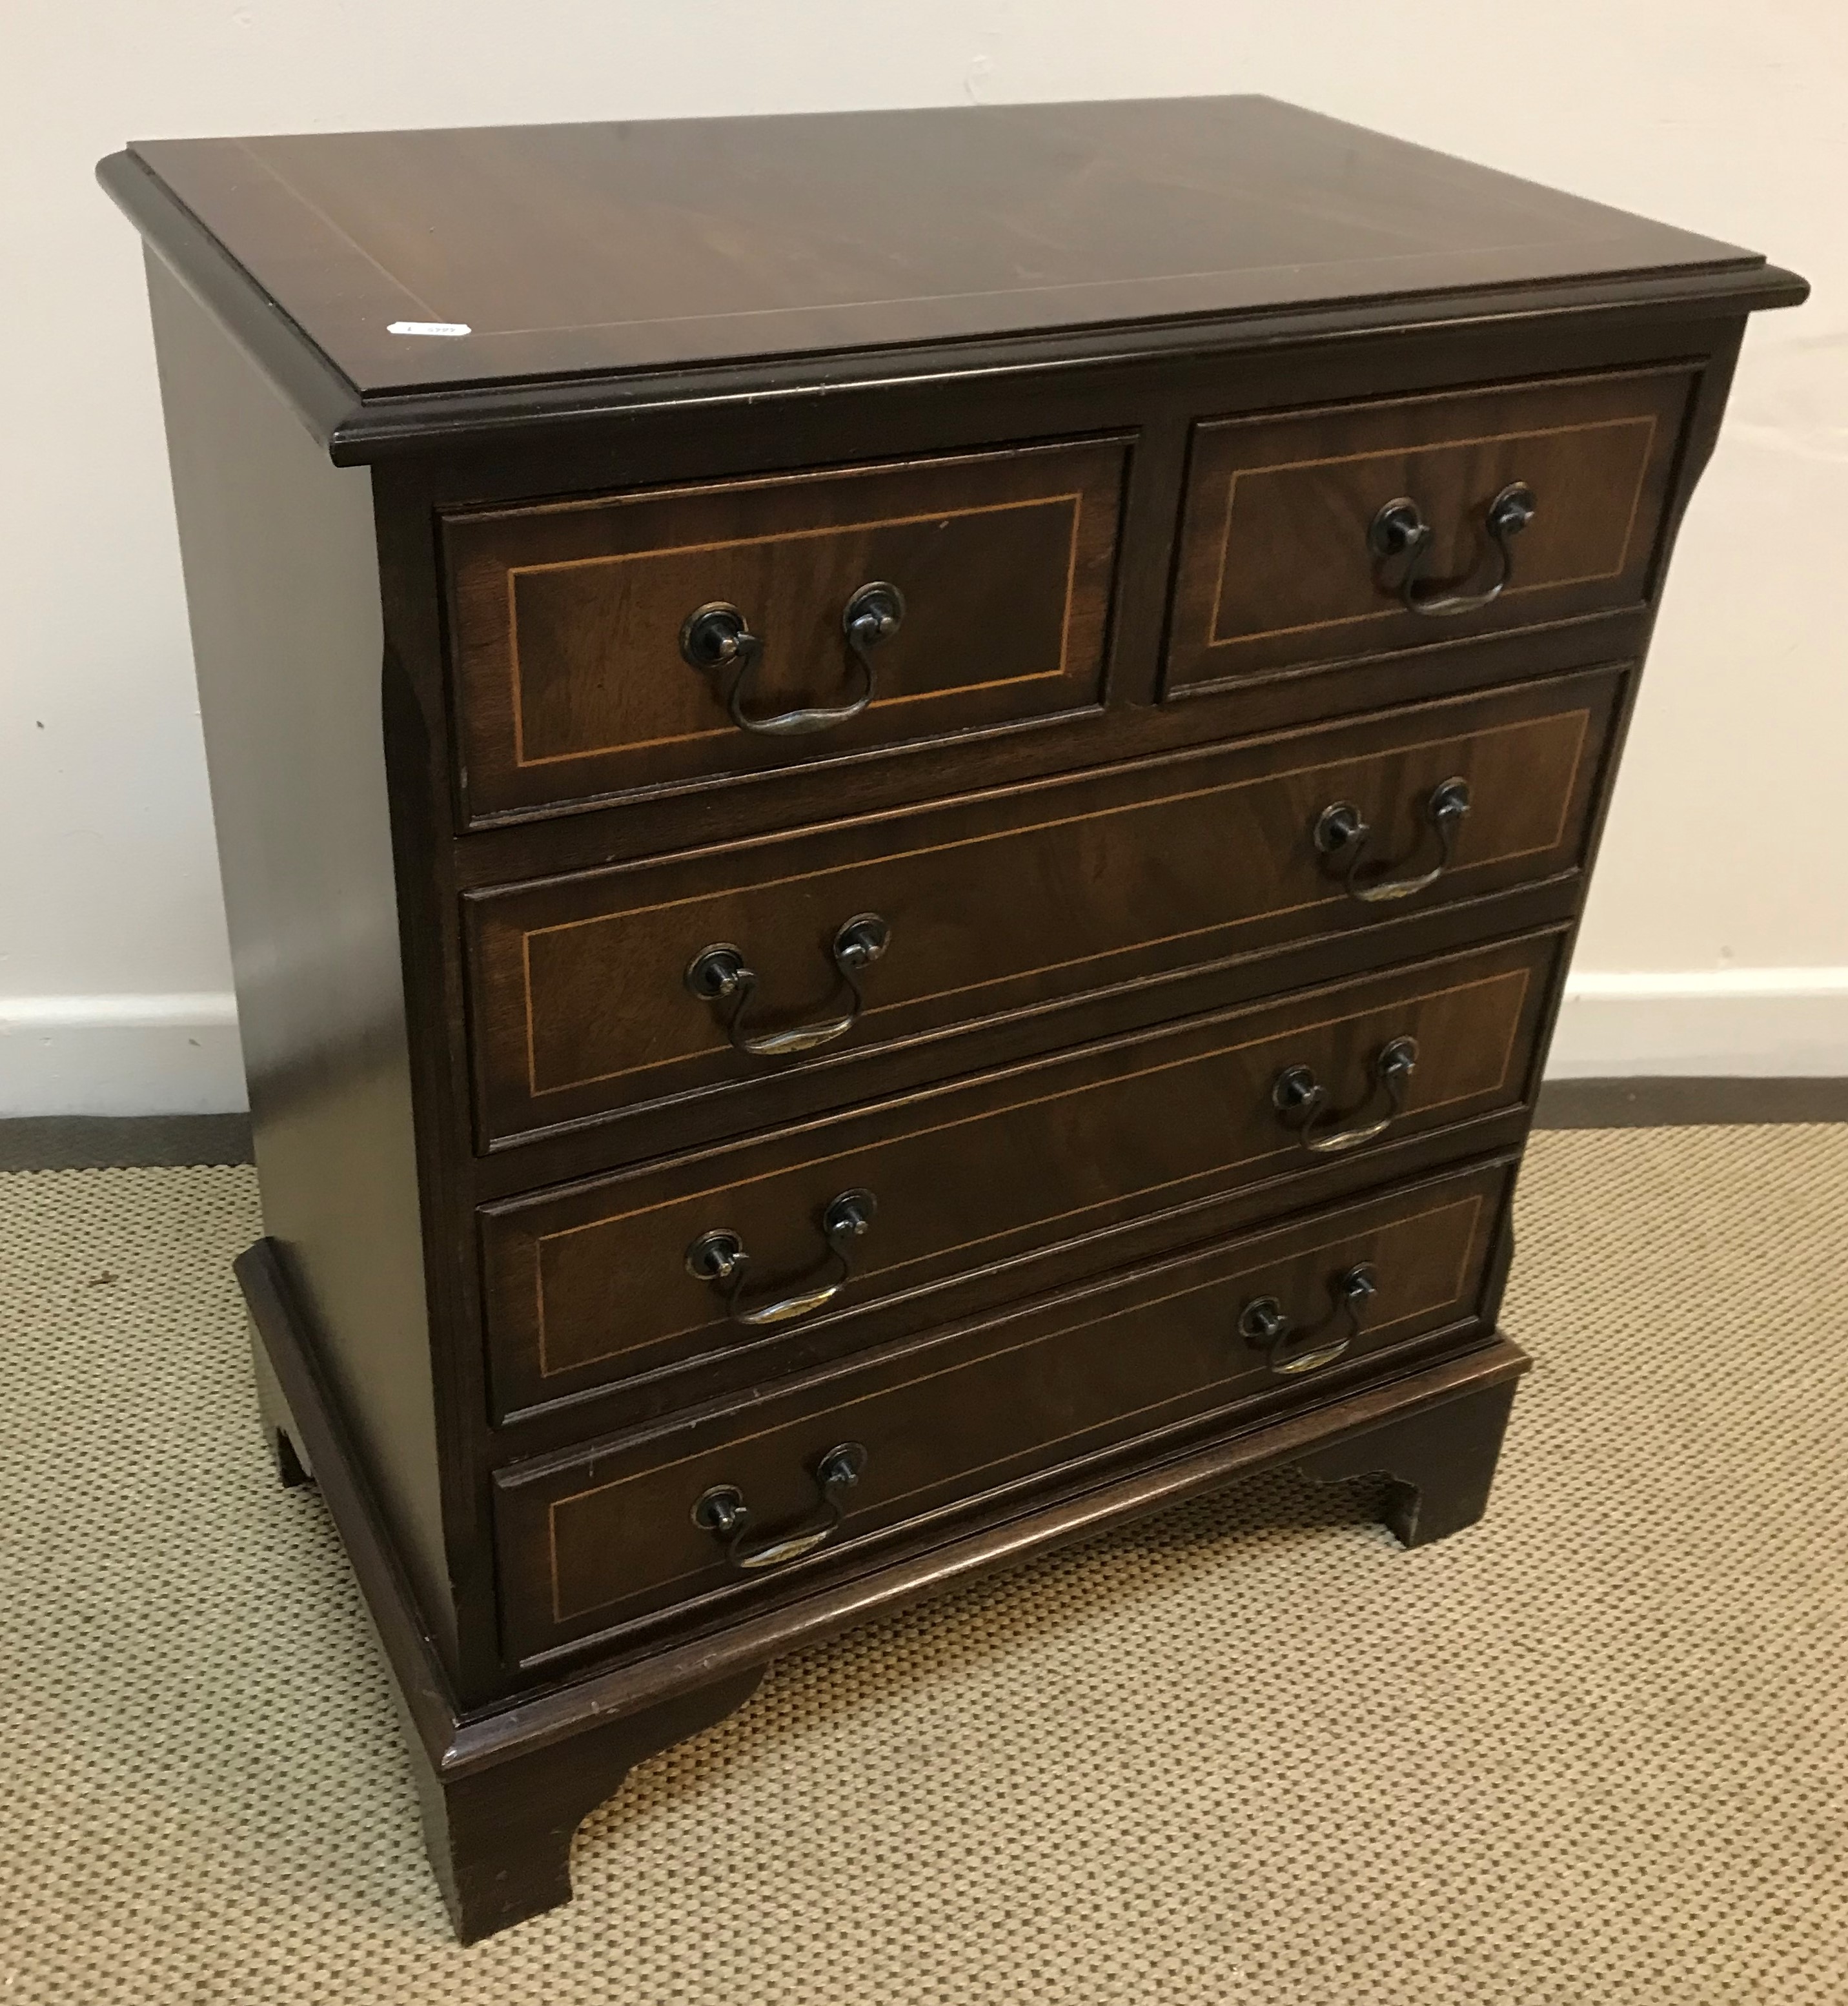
2,1128,1844,2003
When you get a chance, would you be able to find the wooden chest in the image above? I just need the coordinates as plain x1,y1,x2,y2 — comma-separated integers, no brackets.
101,96,1803,1941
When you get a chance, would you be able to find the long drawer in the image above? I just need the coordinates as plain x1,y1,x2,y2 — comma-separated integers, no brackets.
480,930,1562,1423
492,1156,1515,1666
464,668,1621,1150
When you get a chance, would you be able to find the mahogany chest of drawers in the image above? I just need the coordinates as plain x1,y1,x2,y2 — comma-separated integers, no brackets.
103,96,1803,1940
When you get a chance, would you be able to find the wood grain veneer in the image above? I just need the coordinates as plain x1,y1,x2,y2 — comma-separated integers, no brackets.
107,94,1803,1941
463,668,1618,1150
1166,366,1694,693
494,1159,1513,1664
479,931,1561,1422
443,437,1128,821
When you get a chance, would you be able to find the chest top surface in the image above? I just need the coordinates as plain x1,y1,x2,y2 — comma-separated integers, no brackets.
111,95,1782,415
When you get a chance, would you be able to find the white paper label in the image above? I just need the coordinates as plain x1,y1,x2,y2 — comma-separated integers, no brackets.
386,320,471,338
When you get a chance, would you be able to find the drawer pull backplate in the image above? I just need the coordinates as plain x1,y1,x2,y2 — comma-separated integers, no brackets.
693,1440,869,1571
1369,481,1536,619
686,913,890,1059
680,580,905,735
1314,777,1472,903
686,1188,878,1329
1272,1037,1419,1154
1239,1262,1379,1375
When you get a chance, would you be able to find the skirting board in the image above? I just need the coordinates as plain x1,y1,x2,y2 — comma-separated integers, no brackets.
0,993,243,1117
5,1083,1847,1171
3,968,1845,1154
1546,967,1848,1078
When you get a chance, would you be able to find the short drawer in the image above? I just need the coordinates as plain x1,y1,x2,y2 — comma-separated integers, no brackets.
1164,365,1694,695
480,930,1561,1422
442,436,1128,823
492,1156,1514,1666
465,666,1621,1150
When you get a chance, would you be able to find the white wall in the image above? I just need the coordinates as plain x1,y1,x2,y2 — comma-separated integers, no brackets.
3,1,1843,1112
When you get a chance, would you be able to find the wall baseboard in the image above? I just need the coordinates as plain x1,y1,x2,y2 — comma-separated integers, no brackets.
3,1086,1844,1173
1,1078,1842,1171
0,992,244,1116
1546,967,1848,1079
3,970,1845,1127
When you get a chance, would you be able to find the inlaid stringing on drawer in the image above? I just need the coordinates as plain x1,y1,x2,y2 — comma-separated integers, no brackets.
491,1157,1514,1663
122,88,1802,1943
1164,365,1696,694
442,435,1130,823
463,666,1623,1150
478,929,1563,1421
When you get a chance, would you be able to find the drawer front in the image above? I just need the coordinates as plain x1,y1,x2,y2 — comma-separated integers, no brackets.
1165,366,1694,695
443,437,1128,823
493,1158,1514,1665
465,667,1621,1149
480,931,1559,1421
